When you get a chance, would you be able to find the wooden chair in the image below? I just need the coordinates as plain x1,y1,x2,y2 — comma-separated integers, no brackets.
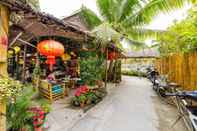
38,80,65,103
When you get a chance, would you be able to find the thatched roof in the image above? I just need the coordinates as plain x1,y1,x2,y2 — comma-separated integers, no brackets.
63,10,90,33
63,11,126,57
126,47,160,58
0,0,93,44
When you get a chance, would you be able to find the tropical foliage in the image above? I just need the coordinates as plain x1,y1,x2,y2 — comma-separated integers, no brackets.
157,5,197,55
78,6,102,30
79,0,197,48
79,50,105,86
6,85,51,131
6,87,34,130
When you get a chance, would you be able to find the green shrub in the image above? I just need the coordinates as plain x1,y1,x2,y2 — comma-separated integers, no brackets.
79,51,105,86
122,70,146,77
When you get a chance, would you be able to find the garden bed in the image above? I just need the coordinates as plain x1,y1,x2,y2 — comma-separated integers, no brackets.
70,85,107,111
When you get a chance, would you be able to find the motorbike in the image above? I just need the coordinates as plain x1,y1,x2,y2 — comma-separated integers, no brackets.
146,67,180,105
146,67,159,84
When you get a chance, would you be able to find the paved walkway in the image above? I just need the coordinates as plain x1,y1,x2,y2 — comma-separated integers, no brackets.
69,76,187,131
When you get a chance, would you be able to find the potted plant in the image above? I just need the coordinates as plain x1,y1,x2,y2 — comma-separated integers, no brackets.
72,85,89,108
29,107,46,131
86,92,97,104
78,94,87,108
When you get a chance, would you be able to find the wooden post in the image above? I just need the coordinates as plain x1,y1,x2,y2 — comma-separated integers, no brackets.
0,4,9,131
22,45,27,83
105,48,108,88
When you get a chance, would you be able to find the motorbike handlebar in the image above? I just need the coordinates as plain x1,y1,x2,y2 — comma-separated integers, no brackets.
165,91,197,101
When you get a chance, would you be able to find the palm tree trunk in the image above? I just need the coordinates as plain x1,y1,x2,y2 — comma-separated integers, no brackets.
0,4,10,131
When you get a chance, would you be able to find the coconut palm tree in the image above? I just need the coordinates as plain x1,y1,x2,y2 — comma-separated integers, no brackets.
80,0,196,47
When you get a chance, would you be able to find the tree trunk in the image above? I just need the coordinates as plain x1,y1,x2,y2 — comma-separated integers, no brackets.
0,4,10,131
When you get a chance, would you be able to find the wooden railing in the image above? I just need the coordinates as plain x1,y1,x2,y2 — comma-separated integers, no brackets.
155,52,197,90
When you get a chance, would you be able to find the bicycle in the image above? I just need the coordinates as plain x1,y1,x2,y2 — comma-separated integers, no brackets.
165,91,197,131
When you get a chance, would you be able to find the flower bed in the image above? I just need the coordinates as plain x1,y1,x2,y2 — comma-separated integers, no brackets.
29,107,49,131
71,85,106,108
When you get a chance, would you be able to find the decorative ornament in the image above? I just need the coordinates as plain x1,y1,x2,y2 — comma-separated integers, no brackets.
61,53,71,61
37,40,64,71
14,46,21,54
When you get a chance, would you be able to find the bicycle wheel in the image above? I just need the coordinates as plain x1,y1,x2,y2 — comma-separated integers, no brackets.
176,97,195,131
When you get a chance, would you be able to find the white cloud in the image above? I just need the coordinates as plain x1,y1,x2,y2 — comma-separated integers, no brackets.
39,0,99,18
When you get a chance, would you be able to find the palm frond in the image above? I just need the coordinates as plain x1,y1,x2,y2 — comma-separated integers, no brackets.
123,0,192,26
122,26,166,41
91,23,147,49
96,0,119,22
79,6,102,29
92,23,121,44
116,0,143,22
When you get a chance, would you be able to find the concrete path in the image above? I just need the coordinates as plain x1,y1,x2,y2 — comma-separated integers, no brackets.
68,76,187,131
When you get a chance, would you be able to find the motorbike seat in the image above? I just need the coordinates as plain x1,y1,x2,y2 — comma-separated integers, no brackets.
186,106,197,116
168,82,180,88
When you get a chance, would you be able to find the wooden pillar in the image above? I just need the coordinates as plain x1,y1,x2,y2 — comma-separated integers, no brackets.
22,45,27,83
105,48,108,88
0,4,9,131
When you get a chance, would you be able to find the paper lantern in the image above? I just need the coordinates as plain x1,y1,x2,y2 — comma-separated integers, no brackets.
37,40,64,70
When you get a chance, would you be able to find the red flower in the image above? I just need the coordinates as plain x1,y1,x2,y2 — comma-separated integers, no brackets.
75,91,81,97
29,107,46,128
79,86,88,94
74,88,81,96
74,85,89,96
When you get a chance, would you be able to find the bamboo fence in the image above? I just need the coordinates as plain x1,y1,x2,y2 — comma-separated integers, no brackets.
155,52,197,90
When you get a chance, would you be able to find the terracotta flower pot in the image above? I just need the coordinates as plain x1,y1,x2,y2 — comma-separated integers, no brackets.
34,127,42,131
20,127,27,131
86,99,92,105
80,102,85,108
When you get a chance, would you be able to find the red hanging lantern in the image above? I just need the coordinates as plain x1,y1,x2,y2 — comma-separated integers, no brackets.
37,40,64,71
108,51,116,60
